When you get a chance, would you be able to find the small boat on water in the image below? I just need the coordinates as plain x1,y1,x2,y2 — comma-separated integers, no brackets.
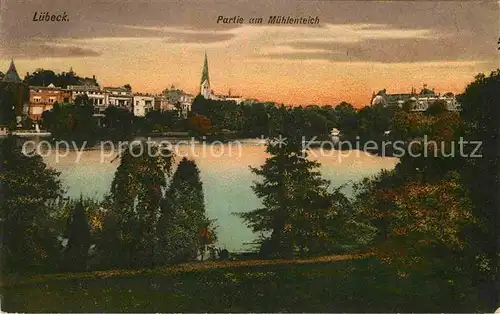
1,124,52,137
11,131,52,137
11,123,52,137
239,138,268,146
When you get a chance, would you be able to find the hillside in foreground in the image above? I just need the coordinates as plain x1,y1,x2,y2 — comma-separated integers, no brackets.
2,254,486,312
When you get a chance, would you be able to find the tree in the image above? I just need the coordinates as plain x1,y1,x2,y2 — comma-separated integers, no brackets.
107,141,173,268
334,102,357,136
62,200,91,272
191,94,209,117
157,158,214,264
402,99,414,112
42,98,97,143
458,70,500,309
366,172,474,274
238,122,351,257
103,106,134,140
241,102,270,137
354,170,402,243
0,136,64,273
23,69,99,88
187,114,212,136
426,100,448,116
23,69,57,86
0,84,16,126
303,108,330,140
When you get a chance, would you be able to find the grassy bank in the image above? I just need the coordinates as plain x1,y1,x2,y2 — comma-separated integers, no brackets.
2,254,485,312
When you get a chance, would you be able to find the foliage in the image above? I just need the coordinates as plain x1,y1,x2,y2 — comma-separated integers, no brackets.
458,69,500,308
0,136,64,273
186,114,212,136
334,102,358,136
356,104,400,141
102,106,134,140
238,118,360,257
23,68,99,88
356,169,475,274
0,82,29,127
62,200,92,272
380,173,474,271
104,141,173,268
425,99,448,116
41,97,97,143
390,111,434,141
396,111,462,181
145,109,182,133
157,157,214,264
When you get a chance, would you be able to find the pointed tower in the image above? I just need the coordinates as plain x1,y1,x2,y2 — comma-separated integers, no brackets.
200,52,211,99
3,59,22,83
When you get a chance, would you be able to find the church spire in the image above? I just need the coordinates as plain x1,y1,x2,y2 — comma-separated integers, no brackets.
3,59,22,83
200,52,211,99
201,51,210,86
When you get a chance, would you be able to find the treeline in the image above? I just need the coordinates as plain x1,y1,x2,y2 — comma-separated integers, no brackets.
190,94,456,142
39,88,453,147
0,138,215,273
23,68,99,88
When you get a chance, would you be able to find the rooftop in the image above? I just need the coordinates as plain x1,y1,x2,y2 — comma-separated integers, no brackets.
3,60,22,83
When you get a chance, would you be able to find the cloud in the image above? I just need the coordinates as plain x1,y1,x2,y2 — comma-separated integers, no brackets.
237,23,496,64
0,0,497,63
0,41,101,59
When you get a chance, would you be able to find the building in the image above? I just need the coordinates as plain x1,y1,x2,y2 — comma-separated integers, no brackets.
3,60,22,84
103,86,133,110
200,52,211,99
29,83,72,121
133,94,154,116
0,60,29,127
156,87,194,118
67,85,109,115
154,94,170,111
211,89,246,104
370,85,460,111
178,93,193,118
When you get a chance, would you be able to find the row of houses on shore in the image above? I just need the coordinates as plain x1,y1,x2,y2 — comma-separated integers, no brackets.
28,83,195,121
1,55,254,128
0,60,198,125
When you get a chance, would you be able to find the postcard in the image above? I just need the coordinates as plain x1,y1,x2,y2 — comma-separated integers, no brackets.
0,0,499,312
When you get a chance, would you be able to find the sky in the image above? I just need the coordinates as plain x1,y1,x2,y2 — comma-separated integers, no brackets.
0,0,499,106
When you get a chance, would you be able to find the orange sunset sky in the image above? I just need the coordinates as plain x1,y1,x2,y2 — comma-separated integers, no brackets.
0,0,499,107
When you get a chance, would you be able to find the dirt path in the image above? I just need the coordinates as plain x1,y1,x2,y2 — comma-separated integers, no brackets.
3,253,372,287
